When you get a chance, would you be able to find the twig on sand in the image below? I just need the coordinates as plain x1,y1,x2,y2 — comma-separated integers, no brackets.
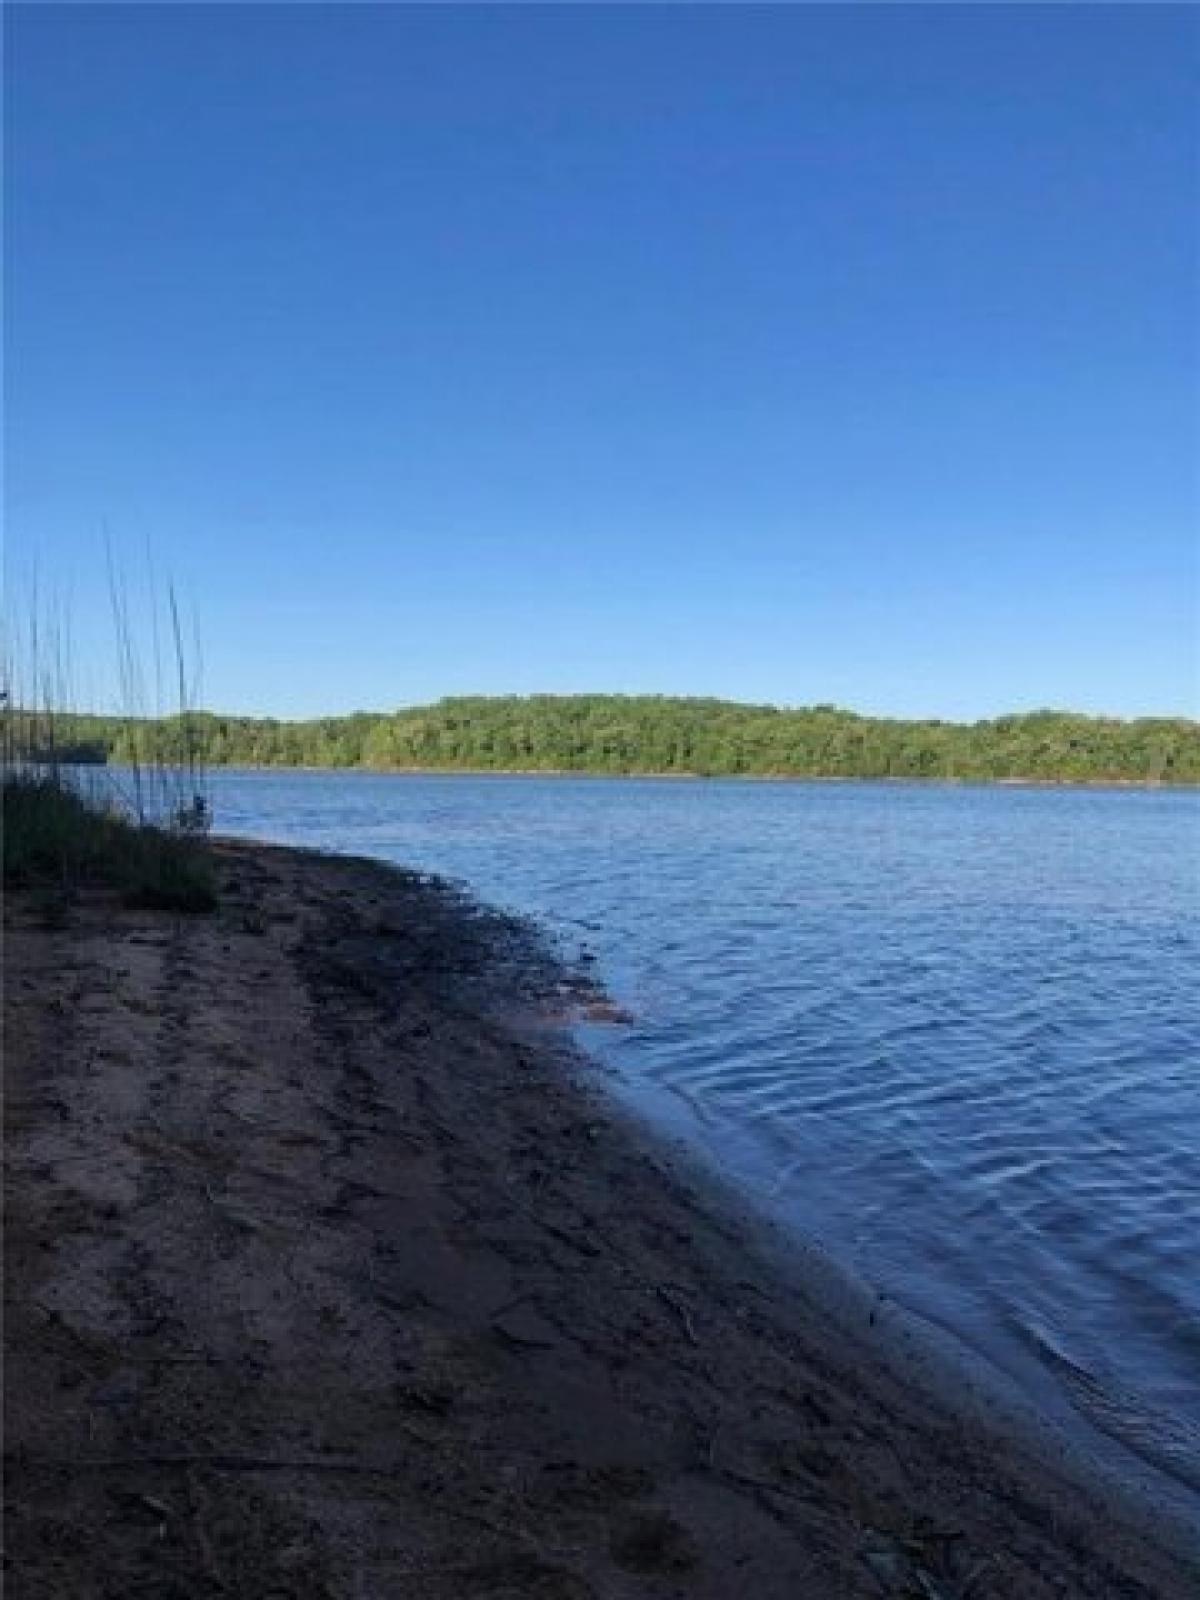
655,1284,698,1345
186,1468,227,1592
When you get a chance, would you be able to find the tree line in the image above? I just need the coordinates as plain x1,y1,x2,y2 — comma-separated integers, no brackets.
14,695,1199,783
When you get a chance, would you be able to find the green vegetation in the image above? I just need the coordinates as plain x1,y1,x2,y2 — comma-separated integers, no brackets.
3,569,215,912
22,696,1200,784
2,773,216,910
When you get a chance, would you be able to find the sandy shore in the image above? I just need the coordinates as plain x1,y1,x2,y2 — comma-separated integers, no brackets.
5,839,1197,1598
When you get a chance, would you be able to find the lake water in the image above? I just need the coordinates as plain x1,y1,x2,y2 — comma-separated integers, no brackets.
205,770,1199,1498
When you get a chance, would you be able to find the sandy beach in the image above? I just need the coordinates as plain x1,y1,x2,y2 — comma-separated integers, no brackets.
5,838,1197,1599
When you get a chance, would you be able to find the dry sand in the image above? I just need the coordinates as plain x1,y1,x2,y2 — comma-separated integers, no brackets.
5,839,1197,1598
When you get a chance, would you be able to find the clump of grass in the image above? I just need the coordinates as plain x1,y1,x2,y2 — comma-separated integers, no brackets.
4,549,216,912
3,772,216,912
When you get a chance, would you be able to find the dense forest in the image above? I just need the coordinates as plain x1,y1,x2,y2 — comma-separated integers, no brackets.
12,696,1200,783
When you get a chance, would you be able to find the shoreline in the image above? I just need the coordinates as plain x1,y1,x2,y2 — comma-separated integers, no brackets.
576,1020,1200,1564
6,838,1198,1597
584,1041,1200,1546
70,760,1197,790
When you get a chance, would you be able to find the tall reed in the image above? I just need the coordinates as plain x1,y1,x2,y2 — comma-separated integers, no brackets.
2,555,215,908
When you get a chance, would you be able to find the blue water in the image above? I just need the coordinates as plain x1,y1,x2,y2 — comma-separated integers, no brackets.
205,770,1199,1488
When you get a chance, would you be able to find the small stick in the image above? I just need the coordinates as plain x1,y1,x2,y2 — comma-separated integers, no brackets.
187,1468,227,1592
656,1285,698,1345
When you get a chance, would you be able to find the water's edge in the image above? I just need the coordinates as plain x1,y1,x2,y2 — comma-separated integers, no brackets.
191,770,1199,1556
577,1048,1200,1566
339,828,1200,1562
222,824,1200,1563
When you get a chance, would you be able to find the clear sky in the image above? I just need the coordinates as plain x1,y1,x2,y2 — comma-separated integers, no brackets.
6,3,1197,721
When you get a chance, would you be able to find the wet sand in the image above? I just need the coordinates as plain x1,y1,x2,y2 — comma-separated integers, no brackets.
5,839,1197,1598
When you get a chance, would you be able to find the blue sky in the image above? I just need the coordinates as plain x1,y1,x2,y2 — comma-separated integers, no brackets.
6,4,1197,720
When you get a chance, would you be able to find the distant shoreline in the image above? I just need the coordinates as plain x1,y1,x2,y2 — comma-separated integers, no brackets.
170,762,1199,790
26,695,1200,787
